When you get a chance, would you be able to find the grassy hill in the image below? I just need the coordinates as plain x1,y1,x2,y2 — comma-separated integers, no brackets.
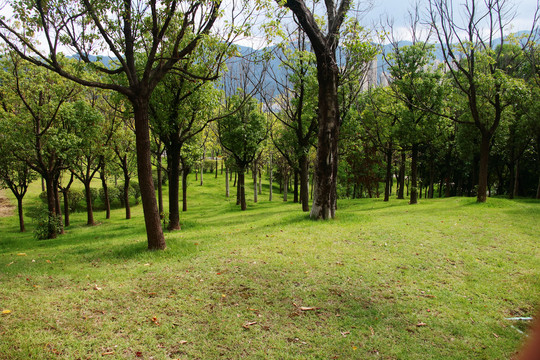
0,172,538,359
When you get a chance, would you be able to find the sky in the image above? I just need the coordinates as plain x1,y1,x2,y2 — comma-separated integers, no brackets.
235,0,540,48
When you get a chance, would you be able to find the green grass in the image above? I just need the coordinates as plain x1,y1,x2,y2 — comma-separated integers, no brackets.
0,174,538,359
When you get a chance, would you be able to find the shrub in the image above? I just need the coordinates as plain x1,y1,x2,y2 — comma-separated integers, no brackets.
34,211,63,240
99,186,120,207
66,190,84,212
130,182,141,204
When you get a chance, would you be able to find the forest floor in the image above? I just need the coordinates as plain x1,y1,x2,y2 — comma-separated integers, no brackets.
0,174,538,359
0,190,14,217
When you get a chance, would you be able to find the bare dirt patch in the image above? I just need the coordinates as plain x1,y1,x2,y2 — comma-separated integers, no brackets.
0,190,15,217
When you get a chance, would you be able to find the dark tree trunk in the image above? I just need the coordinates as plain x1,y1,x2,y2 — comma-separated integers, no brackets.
299,154,309,211
182,167,189,212
293,170,299,203
236,175,241,205
123,176,131,220
397,151,406,199
269,155,273,201
132,99,165,249
238,170,246,210
63,190,70,227
384,147,392,202
253,162,258,203
215,157,218,178
41,177,45,192
157,154,163,215
44,176,57,239
283,174,288,201
100,169,111,220
84,182,95,226
225,167,230,197
167,147,181,230
512,159,519,198
309,56,340,219
17,196,25,232
477,133,490,203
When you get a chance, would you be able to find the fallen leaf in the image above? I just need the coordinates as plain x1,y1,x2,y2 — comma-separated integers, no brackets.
242,321,257,329
6,262,14,266
144,263,150,266
416,322,427,327
341,331,350,337
299,307,319,311
46,260,51,263
101,351,114,355
17,253,27,256
2,310,11,314
179,340,188,345
93,284,102,291
493,333,499,338
352,346,358,350
135,351,143,357
370,326,375,336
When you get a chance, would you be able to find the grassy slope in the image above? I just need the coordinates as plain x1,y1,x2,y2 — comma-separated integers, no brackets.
0,175,538,359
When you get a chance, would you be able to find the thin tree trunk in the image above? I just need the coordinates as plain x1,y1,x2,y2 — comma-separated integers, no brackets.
41,177,45,192
258,168,262,195
512,159,519,198
269,155,273,201
168,149,181,230
397,151,406,199
299,155,309,211
215,157,218,178
253,162,258,203
84,182,95,226
293,170,299,203
63,190,70,227
124,177,131,220
44,176,57,239
100,169,111,220
238,170,246,210
477,133,490,203
384,147,392,202
225,167,230,197
283,174,288,202
182,168,188,212
410,144,418,205
17,196,25,232
157,155,163,215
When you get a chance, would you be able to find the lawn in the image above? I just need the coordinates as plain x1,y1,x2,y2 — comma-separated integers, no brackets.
0,173,538,359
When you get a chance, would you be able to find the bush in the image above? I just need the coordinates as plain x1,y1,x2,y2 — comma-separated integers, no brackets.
33,210,63,240
99,186,120,207
153,172,167,188
130,182,141,204
66,190,84,212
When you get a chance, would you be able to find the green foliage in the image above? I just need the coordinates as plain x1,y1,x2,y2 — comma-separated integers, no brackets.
66,189,84,213
129,182,141,205
33,212,63,240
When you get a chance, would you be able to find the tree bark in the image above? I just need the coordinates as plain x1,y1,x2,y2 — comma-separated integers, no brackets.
17,196,25,232
100,169,111,220
283,174,288,202
63,190,70,227
167,146,181,230
293,170,299,203
269,155,273,201
132,99,165,250
253,162,258,203
157,154,164,215
83,182,95,226
44,176,57,239
238,170,246,210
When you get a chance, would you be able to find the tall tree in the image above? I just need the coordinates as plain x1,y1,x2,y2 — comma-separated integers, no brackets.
276,0,351,219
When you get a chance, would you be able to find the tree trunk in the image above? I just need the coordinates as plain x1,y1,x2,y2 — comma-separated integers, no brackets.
512,159,519,198
41,177,45,192
167,148,181,230
258,169,262,195
225,167,230,197
17,196,25,232
410,144,418,204
182,168,189,212
299,154,309,211
238,170,246,210
397,151,406,199
253,162,258,203
269,155,273,201
309,55,340,219
200,151,205,186
44,176,57,239
283,174,288,202
100,169,111,220
384,147,392,202
293,170,299,203
215,157,218,178
477,133,490,203
84,182,95,226
157,154,163,215
132,99,165,250
63,190,70,227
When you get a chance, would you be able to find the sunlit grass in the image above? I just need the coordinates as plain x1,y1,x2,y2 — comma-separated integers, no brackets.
0,173,538,359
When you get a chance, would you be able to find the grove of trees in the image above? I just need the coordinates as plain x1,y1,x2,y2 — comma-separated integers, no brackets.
0,0,538,248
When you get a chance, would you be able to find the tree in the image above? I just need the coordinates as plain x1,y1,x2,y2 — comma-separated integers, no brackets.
276,0,352,219
218,94,267,210
429,0,539,202
0,0,229,249
66,100,107,226
0,55,80,238
112,118,137,220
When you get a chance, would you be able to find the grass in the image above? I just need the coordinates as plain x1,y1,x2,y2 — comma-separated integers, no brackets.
0,173,538,359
